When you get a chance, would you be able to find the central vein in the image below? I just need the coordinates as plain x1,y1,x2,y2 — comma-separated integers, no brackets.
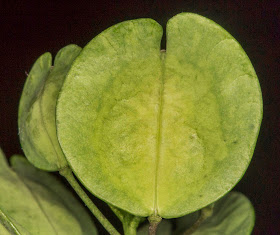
154,50,166,215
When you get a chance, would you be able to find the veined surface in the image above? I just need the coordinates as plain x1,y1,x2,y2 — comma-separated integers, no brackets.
57,13,262,218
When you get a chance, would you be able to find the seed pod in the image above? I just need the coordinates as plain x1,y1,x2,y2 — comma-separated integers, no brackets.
57,13,262,217
18,44,81,171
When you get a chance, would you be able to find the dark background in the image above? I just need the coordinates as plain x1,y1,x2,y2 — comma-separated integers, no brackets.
0,1,279,234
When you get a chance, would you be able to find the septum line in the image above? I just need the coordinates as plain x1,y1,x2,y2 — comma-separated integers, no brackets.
153,50,166,215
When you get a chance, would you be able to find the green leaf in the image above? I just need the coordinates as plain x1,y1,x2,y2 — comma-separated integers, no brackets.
137,219,172,235
0,221,12,235
0,207,21,235
18,45,82,171
175,192,255,235
56,13,262,217
0,149,97,234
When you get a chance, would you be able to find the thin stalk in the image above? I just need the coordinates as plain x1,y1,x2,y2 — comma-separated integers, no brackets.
109,204,144,235
148,215,162,235
183,204,214,235
123,222,137,235
60,167,120,235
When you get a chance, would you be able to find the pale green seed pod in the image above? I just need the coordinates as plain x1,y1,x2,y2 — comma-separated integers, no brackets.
57,13,262,218
18,44,81,171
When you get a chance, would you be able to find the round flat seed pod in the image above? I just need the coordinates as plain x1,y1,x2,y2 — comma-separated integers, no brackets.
57,13,262,218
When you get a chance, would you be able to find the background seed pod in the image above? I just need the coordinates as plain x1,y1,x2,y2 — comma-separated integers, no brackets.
18,45,81,171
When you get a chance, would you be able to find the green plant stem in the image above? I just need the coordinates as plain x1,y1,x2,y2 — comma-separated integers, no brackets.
183,204,214,235
123,221,137,235
60,167,120,235
148,215,162,235
109,204,144,235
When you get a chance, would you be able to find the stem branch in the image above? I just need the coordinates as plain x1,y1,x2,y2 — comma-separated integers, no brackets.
109,204,144,235
123,222,138,235
60,167,120,235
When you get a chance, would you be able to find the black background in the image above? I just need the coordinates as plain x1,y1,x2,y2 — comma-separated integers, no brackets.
0,1,279,234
